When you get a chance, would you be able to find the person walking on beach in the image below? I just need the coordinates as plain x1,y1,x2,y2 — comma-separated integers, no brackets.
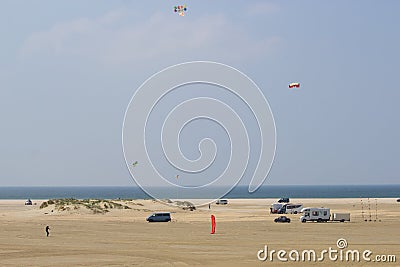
45,225,50,237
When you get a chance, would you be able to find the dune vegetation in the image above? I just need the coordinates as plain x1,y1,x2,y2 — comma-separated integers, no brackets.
39,198,132,214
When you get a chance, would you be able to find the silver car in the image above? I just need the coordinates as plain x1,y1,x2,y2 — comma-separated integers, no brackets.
216,199,228,205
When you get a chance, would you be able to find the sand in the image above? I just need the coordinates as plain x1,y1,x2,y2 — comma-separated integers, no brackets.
0,198,399,266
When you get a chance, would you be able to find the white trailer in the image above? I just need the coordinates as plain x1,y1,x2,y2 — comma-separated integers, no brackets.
300,207,330,222
332,213,350,222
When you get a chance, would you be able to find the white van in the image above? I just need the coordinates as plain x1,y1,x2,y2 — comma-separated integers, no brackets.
284,204,303,214
216,199,228,205
300,207,330,222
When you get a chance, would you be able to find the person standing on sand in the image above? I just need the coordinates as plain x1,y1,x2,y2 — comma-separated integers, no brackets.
45,225,50,237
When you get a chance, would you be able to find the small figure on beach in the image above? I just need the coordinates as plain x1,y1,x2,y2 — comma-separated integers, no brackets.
208,204,211,209
45,225,50,237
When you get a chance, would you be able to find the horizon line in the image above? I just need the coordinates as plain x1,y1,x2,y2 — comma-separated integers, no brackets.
0,184,399,187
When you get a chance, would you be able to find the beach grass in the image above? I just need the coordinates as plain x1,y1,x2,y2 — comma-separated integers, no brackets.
39,198,132,214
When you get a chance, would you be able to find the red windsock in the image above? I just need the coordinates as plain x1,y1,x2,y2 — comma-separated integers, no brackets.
211,215,216,234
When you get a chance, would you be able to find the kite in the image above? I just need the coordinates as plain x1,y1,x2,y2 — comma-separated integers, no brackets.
132,161,138,167
289,82,300,89
174,5,187,16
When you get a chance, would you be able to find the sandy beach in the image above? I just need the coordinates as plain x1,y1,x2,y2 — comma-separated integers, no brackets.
0,198,399,266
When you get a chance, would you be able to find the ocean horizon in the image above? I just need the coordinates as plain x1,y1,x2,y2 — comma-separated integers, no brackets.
0,185,399,200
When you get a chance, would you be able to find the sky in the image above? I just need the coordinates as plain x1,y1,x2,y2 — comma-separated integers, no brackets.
0,0,399,187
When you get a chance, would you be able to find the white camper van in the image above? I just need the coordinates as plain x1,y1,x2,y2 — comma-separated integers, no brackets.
300,207,330,222
283,204,303,214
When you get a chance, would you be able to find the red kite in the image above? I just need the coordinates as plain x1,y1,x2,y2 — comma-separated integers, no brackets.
289,82,300,89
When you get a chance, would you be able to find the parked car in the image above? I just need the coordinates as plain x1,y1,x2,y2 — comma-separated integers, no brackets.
146,212,171,222
274,216,291,223
25,199,32,205
216,199,228,205
278,198,290,203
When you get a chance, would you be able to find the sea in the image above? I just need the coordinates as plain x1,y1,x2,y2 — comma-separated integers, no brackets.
0,185,399,200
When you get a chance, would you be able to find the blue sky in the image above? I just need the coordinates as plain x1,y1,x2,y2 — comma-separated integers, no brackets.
0,1,399,186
